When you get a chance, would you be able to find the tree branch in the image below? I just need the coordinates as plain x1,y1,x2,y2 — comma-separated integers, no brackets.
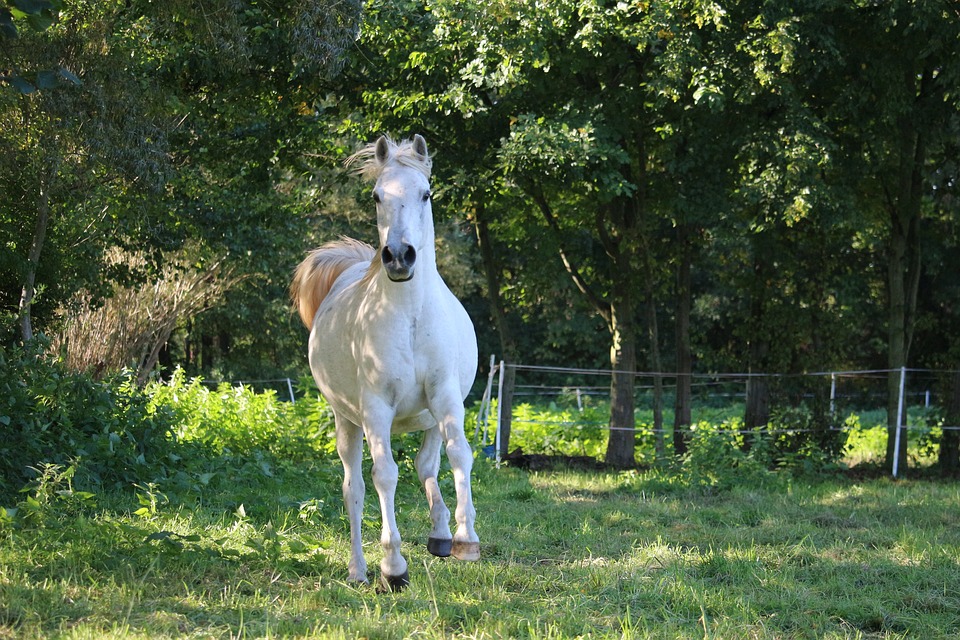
526,183,612,326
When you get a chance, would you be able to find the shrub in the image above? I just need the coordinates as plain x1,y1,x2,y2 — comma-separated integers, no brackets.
677,421,777,492
144,369,337,461
507,401,609,458
0,341,176,501
766,404,849,472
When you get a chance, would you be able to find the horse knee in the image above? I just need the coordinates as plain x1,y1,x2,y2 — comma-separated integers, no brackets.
342,475,363,502
445,436,473,468
372,459,399,489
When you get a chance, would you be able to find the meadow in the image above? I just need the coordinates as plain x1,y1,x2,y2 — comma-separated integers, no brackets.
2,372,959,639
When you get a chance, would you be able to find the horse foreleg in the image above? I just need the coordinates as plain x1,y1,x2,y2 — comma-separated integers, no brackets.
416,426,453,556
431,391,480,561
362,403,409,591
335,415,368,584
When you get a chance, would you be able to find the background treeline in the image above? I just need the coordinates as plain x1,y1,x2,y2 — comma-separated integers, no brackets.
3,1,960,473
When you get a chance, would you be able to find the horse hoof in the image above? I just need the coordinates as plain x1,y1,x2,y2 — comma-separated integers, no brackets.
427,537,453,557
451,541,480,561
347,571,370,586
379,570,410,593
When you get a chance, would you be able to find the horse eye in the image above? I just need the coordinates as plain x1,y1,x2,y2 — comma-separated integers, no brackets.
373,192,381,204
422,191,431,202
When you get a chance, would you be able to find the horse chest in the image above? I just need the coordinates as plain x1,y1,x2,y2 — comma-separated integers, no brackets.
350,309,444,408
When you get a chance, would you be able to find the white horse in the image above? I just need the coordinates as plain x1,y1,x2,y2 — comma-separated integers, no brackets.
291,135,480,591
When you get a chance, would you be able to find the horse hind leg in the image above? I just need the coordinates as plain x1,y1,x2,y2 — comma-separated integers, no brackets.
416,426,453,557
430,390,480,562
335,415,368,584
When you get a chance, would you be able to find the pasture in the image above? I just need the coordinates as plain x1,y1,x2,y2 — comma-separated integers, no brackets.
3,456,959,638
2,374,959,639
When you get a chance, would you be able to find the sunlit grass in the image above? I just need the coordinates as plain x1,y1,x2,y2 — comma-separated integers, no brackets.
8,459,959,639
3,380,957,638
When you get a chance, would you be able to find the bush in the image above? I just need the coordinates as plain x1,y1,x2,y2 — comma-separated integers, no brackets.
506,401,610,458
766,404,849,472
0,341,176,501
144,370,336,461
677,421,778,492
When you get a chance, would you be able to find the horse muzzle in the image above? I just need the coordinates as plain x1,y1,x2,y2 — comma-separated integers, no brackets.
381,243,416,282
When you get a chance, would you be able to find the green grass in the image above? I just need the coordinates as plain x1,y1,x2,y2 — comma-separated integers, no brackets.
3,457,960,639
3,373,956,639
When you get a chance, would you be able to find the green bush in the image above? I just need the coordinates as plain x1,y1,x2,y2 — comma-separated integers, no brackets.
507,401,610,458
144,369,336,461
0,341,176,501
677,421,777,492
763,404,849,474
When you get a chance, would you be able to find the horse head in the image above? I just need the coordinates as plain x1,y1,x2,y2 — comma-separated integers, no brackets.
356,135,434,283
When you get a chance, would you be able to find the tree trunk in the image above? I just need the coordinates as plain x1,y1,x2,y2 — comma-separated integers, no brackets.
18,161,57,343
885,229,910,474
474,202,519,457
743,237,770,448
744,375,770,430
498,365,516,460
673,223,693,455
885,75,925,474
605,303,637,468
645,285,664,461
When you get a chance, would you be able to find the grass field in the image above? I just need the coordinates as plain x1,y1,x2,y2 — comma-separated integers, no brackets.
2,374,957,639
3,454,959,639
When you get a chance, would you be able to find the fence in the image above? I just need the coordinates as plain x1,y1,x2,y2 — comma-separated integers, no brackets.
198,377,299,403
475,358,960,477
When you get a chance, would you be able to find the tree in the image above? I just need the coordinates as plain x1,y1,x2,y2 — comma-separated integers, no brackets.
787,0,960,473
2,0,363,383
2,0,169,343
331,0,760,466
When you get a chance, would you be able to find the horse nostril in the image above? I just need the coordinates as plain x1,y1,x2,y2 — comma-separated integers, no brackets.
381,246,394,265
401,245,416,267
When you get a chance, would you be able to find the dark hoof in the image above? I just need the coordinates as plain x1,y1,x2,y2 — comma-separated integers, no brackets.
379,570,410,593
427,537,453,557
452,541,481,561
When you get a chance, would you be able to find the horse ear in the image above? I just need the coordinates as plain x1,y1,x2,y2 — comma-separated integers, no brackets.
375,136,391,164
412,134,428,161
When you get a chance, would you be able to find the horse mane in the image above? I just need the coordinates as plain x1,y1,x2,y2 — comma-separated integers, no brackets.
345,135,433,182
290,238,377,328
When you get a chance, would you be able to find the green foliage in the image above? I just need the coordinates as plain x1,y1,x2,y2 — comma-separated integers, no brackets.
498,396,858,483
0,342,337,506
508,401,610,459
0,0,62,45
0,341,175,501
12,463,97,528
672,422,777,493
145,369,336,461
2,365,959,637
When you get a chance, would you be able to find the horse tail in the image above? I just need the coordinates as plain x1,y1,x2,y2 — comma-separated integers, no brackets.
291,238,376,328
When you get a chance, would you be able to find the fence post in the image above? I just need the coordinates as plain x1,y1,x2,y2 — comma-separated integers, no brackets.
892,366,907,478
830,373,836,418
495,360,505,466
475,354,497,442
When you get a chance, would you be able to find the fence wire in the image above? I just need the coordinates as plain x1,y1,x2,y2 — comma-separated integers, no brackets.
476,361,960,468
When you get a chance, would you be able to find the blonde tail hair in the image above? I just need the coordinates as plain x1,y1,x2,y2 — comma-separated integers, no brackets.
291,239,376,328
